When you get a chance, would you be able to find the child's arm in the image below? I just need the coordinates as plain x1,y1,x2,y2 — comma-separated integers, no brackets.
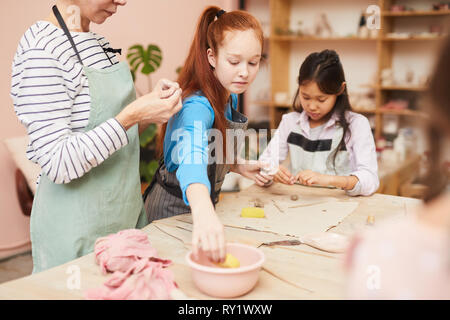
295,170,359,189
172,97,225,262
344,115,379,196
186,183,225,263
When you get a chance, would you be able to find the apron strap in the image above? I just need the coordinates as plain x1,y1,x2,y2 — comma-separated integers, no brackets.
52,5,84,66
52,5,115,66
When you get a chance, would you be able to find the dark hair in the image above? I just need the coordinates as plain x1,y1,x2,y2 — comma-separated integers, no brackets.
423,35,450,202
157,6,263,156
292,49,352,171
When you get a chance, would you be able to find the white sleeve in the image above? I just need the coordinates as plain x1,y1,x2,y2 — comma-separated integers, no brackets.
11,47,129,184
346,115,379,196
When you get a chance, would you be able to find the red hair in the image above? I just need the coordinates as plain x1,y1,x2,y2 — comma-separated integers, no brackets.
157,6,263,156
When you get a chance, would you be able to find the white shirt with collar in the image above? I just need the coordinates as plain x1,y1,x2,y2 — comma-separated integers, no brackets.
259,110,379,196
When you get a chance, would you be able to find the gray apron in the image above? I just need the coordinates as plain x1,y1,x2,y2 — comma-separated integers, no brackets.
143,105,248,222
30,6,145,273
288,125,351,176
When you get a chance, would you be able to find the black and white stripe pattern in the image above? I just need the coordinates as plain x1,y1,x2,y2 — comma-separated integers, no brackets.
11,21,129,184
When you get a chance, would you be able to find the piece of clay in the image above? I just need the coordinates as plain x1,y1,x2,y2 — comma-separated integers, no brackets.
260,166,278,176
241,207,265,218
254,198,264,208
367,215,375,225
216,253,240,268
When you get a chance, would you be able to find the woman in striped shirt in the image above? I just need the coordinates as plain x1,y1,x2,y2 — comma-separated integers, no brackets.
10,0,182,273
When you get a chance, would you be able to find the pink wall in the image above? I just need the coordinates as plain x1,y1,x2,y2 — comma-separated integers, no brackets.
0,0,237,259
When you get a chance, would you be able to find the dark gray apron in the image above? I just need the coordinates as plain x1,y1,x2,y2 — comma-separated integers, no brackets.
143,105,248,222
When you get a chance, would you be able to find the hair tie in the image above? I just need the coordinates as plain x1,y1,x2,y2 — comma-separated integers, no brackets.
216,9,226,18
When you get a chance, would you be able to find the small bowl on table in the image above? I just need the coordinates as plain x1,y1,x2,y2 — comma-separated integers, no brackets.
185,242,265,298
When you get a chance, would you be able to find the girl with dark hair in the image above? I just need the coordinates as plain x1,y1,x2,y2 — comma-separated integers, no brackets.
345,36,450,299
259,49,379,196
143,7,269,262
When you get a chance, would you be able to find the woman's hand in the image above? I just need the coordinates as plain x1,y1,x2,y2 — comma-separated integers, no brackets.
295,170,331,187
233,160,273,187
115,78,182,130
187,183,225,263
154,78,180,99
273,164,295,185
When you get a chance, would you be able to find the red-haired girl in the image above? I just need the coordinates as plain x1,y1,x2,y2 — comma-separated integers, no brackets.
143,7,269,262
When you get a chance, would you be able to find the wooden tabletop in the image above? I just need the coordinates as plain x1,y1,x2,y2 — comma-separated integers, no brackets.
0,183,421,300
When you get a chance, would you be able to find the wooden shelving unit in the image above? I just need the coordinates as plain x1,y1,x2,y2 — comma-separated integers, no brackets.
245,0,448,140
270,35,378,41
382,9,450,17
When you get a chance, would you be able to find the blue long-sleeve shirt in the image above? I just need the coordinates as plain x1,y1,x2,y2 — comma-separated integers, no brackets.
163,92,238,205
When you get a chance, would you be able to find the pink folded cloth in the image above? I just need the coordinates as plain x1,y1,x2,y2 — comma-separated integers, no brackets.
94,229,171,275
85,260,178,300
85,229,177,300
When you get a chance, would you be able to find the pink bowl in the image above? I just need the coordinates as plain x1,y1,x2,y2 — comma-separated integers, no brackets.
185,242,265,298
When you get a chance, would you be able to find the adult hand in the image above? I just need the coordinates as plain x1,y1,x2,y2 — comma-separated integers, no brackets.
273,164,295,185
154,78,180,99
115,78,182,130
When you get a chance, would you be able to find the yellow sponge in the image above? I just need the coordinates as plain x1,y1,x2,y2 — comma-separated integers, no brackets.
216,253,240,268
241,207,265,218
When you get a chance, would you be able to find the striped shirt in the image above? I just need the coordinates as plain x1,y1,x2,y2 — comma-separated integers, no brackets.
10,21,129,185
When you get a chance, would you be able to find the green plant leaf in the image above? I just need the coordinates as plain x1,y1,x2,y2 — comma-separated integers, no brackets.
139,159,159,183
139,123,157,148
127,43,162,77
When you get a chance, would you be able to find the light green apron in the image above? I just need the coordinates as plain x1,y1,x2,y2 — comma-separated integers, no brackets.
30,6,147,273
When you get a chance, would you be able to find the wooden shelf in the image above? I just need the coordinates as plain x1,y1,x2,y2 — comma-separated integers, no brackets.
381,35,446,41
352,108,377,114
268,35,446,42
380,85,427,92
270,35,377,42
248,0,441,138
378,108,428,118
361,84,427,92
251,103,427,118
382,10,450,17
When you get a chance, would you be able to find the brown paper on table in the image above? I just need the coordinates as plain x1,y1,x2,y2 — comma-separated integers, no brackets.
212,194,359,238
223,203,357,238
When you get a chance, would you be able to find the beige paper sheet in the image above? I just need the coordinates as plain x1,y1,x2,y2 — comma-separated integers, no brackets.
177,191,359,239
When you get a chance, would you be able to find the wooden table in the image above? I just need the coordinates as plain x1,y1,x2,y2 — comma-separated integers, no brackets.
0,183,421,300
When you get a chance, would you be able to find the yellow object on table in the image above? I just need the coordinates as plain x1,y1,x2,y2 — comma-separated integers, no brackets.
216,253,240,268
241,207,265,218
